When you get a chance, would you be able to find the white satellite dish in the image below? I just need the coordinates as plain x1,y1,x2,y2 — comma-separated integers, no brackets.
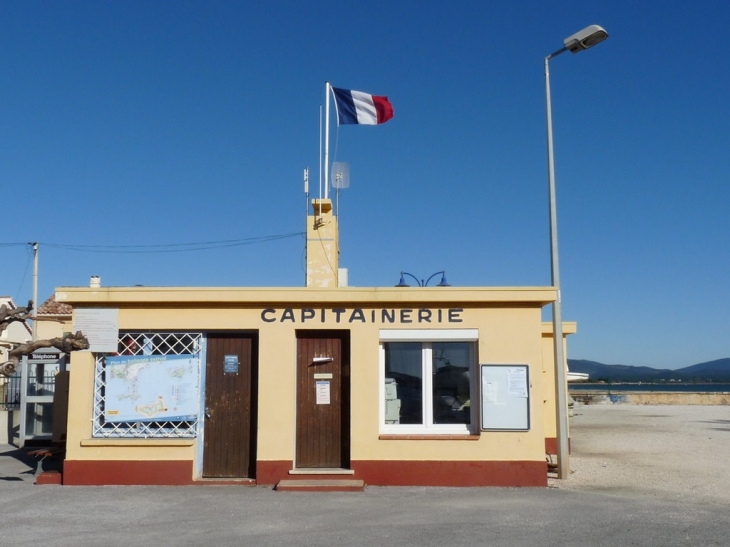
331,162,350,189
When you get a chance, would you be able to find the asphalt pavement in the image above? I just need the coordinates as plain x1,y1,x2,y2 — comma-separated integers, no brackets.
2,405,729,547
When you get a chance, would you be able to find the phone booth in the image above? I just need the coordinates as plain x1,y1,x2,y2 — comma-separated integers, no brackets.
19,349,66,447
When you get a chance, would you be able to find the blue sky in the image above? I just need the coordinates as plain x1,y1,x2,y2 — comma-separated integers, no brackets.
1,2,728,369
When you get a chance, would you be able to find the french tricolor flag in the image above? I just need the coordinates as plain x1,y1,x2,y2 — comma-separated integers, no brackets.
332,87,394,125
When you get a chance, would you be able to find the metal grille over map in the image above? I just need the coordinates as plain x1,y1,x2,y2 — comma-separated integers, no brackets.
93,333,202,438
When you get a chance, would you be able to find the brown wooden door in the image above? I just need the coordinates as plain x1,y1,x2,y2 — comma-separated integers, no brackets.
203,333,257,478
296,331,350,468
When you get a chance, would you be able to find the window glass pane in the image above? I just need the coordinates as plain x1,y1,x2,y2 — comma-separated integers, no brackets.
25,402,54,436
25,363,58,396
432,342,471,425
384,342,422,425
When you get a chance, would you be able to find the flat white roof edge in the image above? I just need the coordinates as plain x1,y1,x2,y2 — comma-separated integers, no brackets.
56,286,557,305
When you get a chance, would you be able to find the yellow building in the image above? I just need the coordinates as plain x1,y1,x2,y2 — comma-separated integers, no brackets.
36,295,73,339
56,200,572,487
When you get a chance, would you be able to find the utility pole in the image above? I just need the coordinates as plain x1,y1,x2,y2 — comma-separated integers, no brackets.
32,242,38,341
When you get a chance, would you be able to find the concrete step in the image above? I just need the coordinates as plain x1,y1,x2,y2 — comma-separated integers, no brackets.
275,478,365,492
36,470,62,485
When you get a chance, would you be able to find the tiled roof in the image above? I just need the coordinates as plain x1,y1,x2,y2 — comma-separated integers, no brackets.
37,295,73,316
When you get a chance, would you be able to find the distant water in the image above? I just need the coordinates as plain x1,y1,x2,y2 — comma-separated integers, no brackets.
569,383,730,393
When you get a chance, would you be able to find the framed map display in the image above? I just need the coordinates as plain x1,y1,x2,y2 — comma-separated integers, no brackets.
104,354,199,423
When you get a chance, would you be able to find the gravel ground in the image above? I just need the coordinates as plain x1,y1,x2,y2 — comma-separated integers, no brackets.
549,403,730,505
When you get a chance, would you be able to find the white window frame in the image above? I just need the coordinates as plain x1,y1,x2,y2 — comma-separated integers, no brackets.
379,329,478,435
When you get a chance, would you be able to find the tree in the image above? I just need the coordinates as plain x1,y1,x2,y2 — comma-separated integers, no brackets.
0,301,89,377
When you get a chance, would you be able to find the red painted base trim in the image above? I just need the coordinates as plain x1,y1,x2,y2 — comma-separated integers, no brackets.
257,461,293,485
353,460,546,487
257,460,545,487
545,437,572,455
545,437,557,454
63,460,195,486
62,459,547,487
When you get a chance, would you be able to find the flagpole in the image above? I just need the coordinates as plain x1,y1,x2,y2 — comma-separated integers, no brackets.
324,81,330,200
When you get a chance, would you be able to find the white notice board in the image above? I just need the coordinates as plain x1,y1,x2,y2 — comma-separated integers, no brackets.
480,364,530,431
72,308,119,353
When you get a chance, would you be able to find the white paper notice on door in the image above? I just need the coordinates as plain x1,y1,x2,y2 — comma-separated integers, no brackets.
316,380,331,404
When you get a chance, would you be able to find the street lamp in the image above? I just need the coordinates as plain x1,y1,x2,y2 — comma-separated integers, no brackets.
395,271,451,287
545,25,608,480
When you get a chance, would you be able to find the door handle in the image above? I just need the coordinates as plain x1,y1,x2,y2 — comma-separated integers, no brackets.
205,407,211,419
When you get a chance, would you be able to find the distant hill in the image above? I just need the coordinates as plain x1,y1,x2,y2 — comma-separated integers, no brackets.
568,358,730,383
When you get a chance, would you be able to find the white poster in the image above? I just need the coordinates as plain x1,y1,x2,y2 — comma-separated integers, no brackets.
73,308,119,352
507,367,528,398
484,382,499,403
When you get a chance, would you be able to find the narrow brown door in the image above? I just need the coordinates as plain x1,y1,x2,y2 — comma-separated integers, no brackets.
296,331,350,468
203,333,257,478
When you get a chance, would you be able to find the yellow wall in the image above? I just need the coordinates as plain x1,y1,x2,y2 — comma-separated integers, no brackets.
36,316,72,340
540,321,577,444
306,199,339,287
60,286,560,471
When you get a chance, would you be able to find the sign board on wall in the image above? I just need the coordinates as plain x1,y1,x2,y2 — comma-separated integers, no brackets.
104,354,199,422
72,308,119,353
480,364,530,431
223,355,239,374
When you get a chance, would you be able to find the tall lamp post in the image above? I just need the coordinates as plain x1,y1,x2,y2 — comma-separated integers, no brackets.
546,25,608,479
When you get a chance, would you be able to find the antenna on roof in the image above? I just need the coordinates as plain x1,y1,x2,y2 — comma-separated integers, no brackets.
331,162,349,218
304,167,310,217
331,162,350,189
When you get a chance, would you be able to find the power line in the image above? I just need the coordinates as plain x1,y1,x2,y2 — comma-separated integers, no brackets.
1,232,305,255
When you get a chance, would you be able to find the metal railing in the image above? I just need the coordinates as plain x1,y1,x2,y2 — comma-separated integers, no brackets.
1,373,22,411
26,371,57,397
